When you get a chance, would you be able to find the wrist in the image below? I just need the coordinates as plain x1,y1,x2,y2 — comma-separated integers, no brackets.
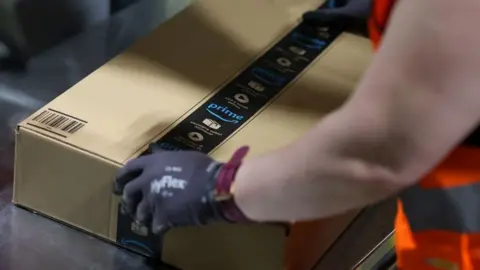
226,146,303,222
214,146,252,223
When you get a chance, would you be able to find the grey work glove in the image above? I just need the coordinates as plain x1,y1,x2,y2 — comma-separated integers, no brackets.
303,0,372,34
114,146,250,235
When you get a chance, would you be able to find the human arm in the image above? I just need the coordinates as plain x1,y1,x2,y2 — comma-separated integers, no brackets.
113,0,480,233
232,0,480,222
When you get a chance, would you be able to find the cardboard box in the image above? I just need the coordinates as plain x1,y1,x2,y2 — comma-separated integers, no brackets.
13,0,372,269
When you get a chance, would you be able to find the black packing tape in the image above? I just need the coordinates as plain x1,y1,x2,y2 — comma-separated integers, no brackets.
116,1,347,263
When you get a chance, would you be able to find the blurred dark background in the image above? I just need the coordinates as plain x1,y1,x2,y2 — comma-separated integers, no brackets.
0,0,191,69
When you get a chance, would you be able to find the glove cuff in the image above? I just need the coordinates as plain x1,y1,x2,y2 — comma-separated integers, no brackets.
215,146,251,223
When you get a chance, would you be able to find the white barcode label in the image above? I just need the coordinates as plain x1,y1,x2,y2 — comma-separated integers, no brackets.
30,109,86,136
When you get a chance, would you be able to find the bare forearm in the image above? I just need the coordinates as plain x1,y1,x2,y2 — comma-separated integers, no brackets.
233,109,400,222
233,0,480,222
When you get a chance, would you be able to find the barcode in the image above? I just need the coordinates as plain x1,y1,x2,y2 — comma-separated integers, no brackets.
32,110,85,134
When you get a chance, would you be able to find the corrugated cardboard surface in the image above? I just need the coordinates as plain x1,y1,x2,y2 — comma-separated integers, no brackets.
13,0,373,269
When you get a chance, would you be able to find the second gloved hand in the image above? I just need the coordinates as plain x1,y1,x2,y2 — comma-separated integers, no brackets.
114,147,250,235
303,0,372,31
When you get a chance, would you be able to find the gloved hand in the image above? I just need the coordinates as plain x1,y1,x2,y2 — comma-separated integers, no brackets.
114,146,250,235
303,0,372,33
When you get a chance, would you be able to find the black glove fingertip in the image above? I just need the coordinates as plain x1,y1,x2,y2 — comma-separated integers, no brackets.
113,176,127,195
152,206,170,235
302,10,321,21
303,11,337,27
114,168,143,196
146,143,166,154
135,199,151,225
120,199,131,217
152,224,170,235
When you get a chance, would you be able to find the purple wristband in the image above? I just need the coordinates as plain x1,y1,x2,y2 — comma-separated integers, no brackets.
215,146,251,223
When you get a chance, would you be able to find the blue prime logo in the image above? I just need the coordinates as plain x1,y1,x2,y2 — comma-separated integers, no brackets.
156,142,182,151
206,103,244,124
291,32,326,50
251,67,286,86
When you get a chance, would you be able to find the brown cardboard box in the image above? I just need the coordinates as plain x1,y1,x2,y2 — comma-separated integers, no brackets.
13,0,372,269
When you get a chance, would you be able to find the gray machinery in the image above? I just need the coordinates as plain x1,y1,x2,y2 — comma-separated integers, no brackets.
0,0,140,70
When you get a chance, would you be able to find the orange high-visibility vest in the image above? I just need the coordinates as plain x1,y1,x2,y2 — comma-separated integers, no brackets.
369,1,480,269
367,0,395,49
